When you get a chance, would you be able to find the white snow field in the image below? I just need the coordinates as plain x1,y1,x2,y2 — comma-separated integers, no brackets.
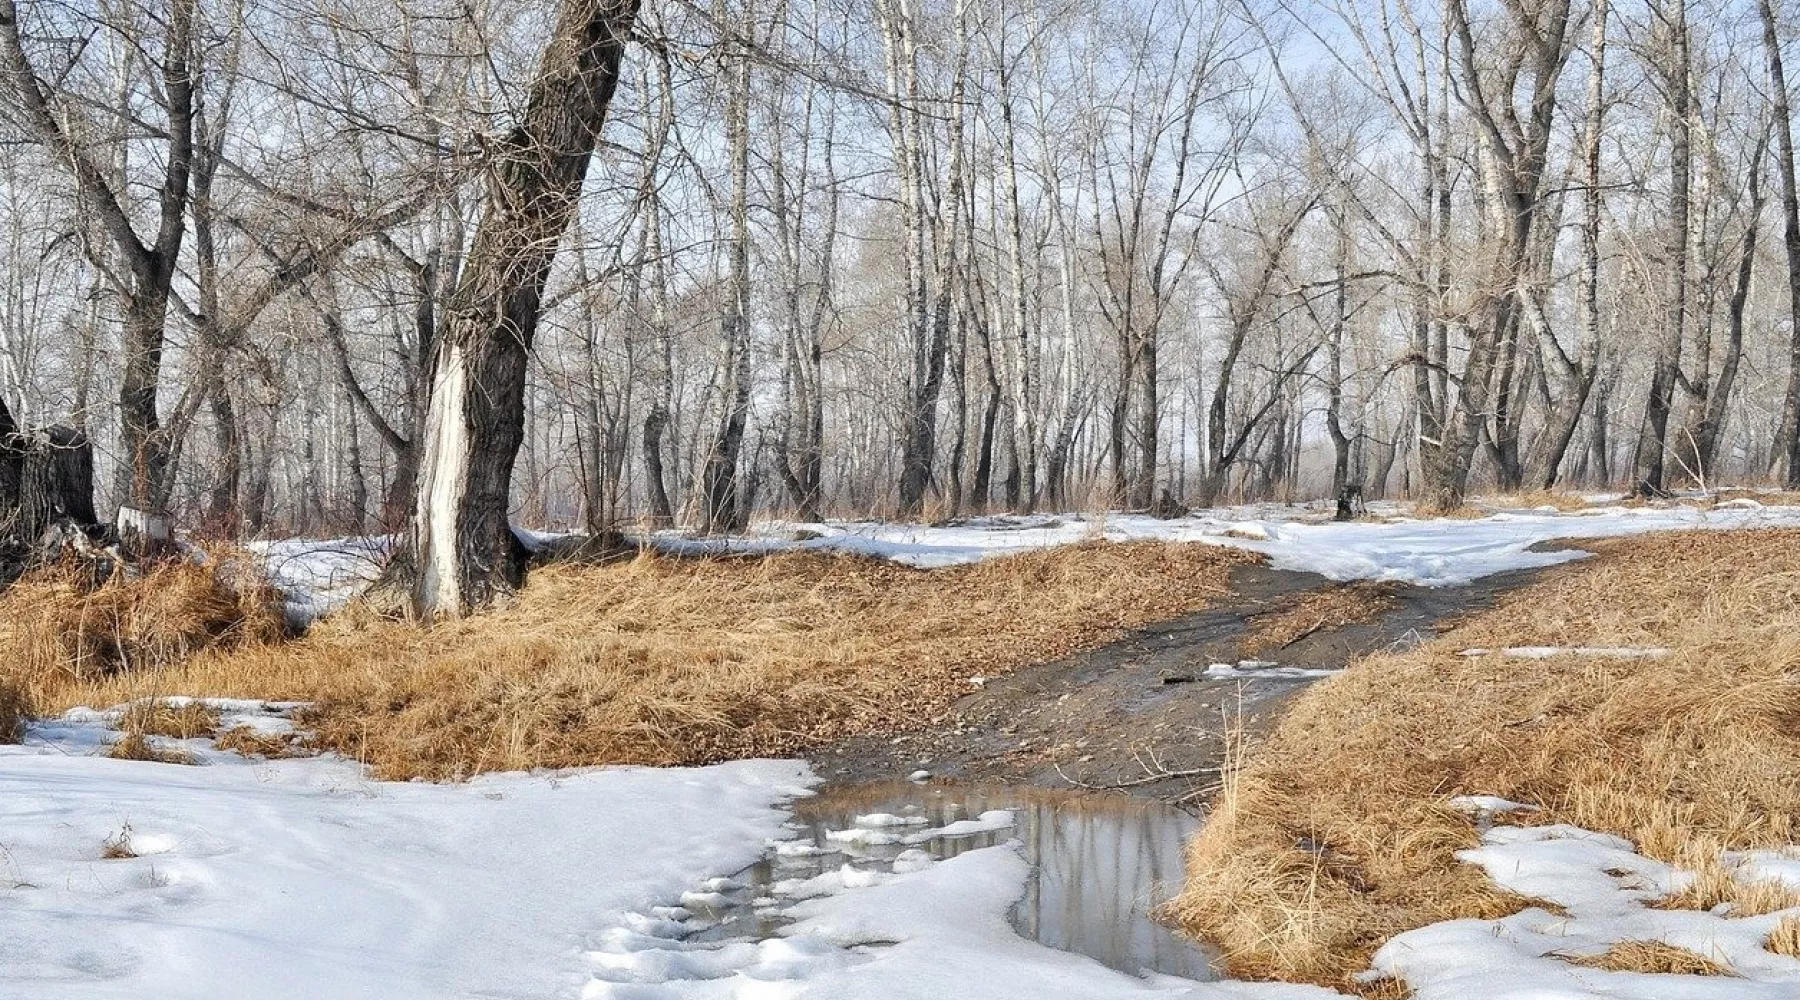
0,709,811,1000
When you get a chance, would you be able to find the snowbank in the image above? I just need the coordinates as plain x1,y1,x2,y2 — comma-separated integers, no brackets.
1372,821,1800,998
0,711,810,1000
651,501,1800,588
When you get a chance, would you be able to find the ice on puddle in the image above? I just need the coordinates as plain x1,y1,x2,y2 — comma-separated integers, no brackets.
770,837,834,857
902,809,1015,843
852,811,928,827
1203,662,1342,680
824,826,906,846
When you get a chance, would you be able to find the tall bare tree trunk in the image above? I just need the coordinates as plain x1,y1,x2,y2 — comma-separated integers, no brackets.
0,0,197,512
1632,0,1691,495
405,0,641,617
699,0,755,533
1762,0,1800,485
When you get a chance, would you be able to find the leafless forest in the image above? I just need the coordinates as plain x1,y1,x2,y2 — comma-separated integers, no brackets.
0,0,1792,548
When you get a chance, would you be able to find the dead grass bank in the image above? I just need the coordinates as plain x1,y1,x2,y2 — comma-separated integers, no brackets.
0,558,284,706
24,541,1248,780
1169,529,1800,987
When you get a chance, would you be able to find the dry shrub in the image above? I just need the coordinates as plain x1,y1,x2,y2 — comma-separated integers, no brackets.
1767,916,1800,958
0,680,26,744
1563,940,1737,977
0,557,283,704
1242,583,1398,653
40,541,1248,780
106,731,194,765
1169,530,1800,987
100,827,136,860
119,699,220,740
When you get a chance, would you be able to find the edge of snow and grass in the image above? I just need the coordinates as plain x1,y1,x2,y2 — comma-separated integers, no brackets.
1168,527,1800,998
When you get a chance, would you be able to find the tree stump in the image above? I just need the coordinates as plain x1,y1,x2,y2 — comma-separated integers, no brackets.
117,506,175,562
0,425,103,583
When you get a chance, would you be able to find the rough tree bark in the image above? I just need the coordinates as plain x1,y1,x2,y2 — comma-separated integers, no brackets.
1762,0,1800,485
403,0,641,617
0,0,197,511
1631,0,1691,495
1426,0,1571,509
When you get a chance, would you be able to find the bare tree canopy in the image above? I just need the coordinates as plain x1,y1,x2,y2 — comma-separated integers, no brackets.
0,0,1795,604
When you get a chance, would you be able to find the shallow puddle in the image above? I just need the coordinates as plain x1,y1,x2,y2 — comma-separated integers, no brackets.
685,780,1218,981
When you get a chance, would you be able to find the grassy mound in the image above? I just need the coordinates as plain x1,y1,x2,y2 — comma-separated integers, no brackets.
29,540,1250,780
0,557,284,710
1168,529,1800,988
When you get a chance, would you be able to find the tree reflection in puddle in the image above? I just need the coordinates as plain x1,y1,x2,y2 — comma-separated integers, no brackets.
687,780,1218,981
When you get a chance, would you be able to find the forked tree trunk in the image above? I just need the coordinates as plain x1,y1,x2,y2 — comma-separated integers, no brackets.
404,0,641,618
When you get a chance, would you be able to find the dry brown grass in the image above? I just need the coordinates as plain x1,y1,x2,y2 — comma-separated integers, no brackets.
1711,489,1800,507
119,699,220,740
105,731,195,765
1344,977,1414,1000
100,827,136,860
1242,583,1399,653
0,680,25,744
1650,848,1800,915
215,725,299,759
29,541,1248,780
0,557,283,709
1169,529,1800,988
1768,916,1800,958
1563,940,1737,976
1475,490,1595,512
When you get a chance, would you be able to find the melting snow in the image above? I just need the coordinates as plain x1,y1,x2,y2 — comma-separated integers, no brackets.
0,710,810,1000
646,500,1800,588
1373,820,1800,998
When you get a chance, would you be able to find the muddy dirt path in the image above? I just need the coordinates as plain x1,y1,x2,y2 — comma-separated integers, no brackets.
808,561,1542,804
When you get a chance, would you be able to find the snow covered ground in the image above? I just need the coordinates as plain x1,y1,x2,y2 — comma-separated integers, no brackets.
254,497,1800,623
0,708,809,1000
659,499,1800,587
15,708,1800,998
17,499,1800,996
1373,816,1800,999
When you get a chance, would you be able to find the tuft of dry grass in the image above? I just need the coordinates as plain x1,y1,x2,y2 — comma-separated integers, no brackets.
1345,977,1414,1000
0,557,284,707
100,827,136,860
1649,844,1800,915
1242,583,1399,654
105,731,195,765
1767,915,1800,958
28,541,1249,780
1563,940,1737,977
1474,490,1595,512
119,699,220,741
1169,529,1800,987
214,725,298,759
